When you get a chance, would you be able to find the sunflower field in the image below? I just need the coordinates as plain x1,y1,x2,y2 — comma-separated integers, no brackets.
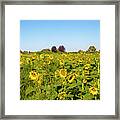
20,51,100,100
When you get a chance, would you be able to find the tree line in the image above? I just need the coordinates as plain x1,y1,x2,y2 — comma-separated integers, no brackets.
20,45,99,54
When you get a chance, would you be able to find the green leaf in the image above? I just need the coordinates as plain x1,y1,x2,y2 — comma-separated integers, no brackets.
69,83,77,88
67,94,74,98
83,93,94,100
26,86,36,95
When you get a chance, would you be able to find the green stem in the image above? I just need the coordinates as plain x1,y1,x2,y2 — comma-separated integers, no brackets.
98,63,100,74
98,79,100,89
95,95,97,100
82,83,84,92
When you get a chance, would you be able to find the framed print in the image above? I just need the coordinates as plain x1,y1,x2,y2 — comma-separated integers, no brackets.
0,0,119,119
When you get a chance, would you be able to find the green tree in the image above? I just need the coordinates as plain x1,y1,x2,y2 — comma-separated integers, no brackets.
58,45,65,52
51,46,57,52
87,46,96,53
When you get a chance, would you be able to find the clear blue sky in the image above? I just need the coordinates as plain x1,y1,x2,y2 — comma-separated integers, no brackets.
20,20,100,52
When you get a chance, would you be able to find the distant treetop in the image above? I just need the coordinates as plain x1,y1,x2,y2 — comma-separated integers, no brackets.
51,46,57,52
87,46,96,53
58,45,65,52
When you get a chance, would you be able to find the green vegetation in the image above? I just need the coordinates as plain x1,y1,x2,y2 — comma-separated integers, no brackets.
20,46,100,100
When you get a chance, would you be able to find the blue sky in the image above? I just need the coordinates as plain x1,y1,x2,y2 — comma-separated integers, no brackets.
20,20,100,52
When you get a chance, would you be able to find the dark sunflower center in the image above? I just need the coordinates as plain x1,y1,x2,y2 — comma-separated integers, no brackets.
92,88,96,91
61,70,66,76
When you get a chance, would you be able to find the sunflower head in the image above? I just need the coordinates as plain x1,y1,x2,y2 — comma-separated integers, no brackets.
89,86,98,95
74,70,80,77
62,81,66,85
58,92,67,100
20,61,23,65
26,58,31,64
49,55,53,60
61,53,67,58
83,79,87,84
55,70,60,78
79,59,82,63
59,59,64,65
29,70,39,81
82,70,90,76
84,64,91,70
37,74,43,85
44,57,51,64
59,69,67,78
68,73,76,83
40,54,44,59
31,56,37,61
44,54,50,58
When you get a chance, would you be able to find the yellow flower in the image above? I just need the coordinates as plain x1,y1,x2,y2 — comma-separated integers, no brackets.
62,81,66,85
44,57,51,64
55,70,60,78
33,53,37,55
20,53,23,57
44,54,50,59
84,64,91,70
37,74,43,85
61,54,67,58
58,92,67,100
59,59,64,65
68,73,76,83
49,55,53,60
59,69,67,78
89,87,98,95
79,59,82,63
82,70,89,76
83,79,87,84
26,58,31,64
20,61,23,65
74,70,80,77
40,54,44,59
29,70,39,81
32,56,36,60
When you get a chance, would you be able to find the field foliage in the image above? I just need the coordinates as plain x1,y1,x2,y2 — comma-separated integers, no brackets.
20,51,100,100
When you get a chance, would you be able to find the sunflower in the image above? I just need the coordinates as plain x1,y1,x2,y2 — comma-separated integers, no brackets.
44,57,51,64
84,64,91,70
89,86,98,95
61,53,67,58
55,70,60,78
79,59,82,63
59,69,67,78
44,54,50,59
20,61,23,65
29,70,39,81
82,70,89,76
26,58,31,64
49,55,53,60
37,74,43,85
83,79,87,84
62,81,66,85
58,92,67,100
40,54,44,59
20,54,23,59
68,73,76,83
59,59,64,65
74,70,80,77
31,56,36,61
33,53,37,55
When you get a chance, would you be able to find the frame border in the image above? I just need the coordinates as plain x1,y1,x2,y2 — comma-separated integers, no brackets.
0,0,119,119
